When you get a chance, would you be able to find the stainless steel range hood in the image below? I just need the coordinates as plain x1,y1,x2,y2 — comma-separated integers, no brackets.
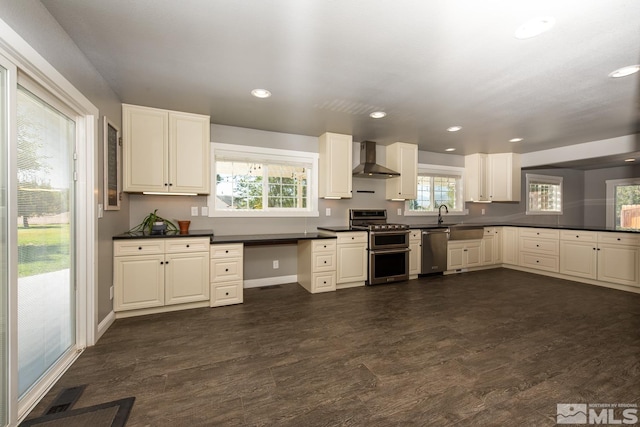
352,141,400,178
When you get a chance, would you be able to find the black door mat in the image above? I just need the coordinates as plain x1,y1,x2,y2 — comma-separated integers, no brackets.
19,397,135,427
42,385,86,415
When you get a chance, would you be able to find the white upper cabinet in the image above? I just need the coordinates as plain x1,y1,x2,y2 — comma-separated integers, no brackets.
123,104,210,194
318,132,353,199
464,152,520,202
385,142,418,200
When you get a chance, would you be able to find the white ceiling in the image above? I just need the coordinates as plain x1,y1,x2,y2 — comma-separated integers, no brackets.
41,0,639,160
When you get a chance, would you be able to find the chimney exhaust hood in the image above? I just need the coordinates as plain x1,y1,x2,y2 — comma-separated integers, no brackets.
352,141,400,178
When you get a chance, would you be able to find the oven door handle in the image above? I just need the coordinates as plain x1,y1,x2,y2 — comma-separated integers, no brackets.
370,248,411,255
369,230,410,237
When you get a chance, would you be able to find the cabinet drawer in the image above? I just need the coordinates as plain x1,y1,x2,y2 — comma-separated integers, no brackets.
165,238,210,253
210,281,243,307
560,230,597,242
598,232,640,246
520,252,559,272
114,239,164,256
337,232,367,245
312,240,336,252
519,237,559,255
210,243,243,259
312,252,336,272
311,272,336,293
483,227,496,236
210,258,243,282
518,228,559,240
409,230,422,241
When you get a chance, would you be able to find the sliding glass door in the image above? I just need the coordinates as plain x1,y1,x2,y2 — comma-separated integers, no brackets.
16,84,75,398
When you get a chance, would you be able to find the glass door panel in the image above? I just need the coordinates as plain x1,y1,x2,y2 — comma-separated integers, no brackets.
16,86,75,397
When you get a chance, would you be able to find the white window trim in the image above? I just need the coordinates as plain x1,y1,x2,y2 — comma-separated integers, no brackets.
405,164,466,216
605,177,640,229
207,142,319,217
525,173,563,215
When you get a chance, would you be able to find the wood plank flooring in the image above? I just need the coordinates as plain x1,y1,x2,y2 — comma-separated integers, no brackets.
26,269,640,426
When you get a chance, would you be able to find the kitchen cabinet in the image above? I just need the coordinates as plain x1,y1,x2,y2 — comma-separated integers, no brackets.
464,153,520,202
502,227,519,265
335,232,367,288
559,230,598,279
409,230,421,278
123,104,210,194
297,239,337,293
596,232,639,287
318,132,353,199
385,142,418,200
518,228,559,273
447,240,482,270
481,227,502,265
210,243,244,307
114,238,210,314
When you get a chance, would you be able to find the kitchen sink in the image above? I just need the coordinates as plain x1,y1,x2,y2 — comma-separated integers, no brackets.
448,225,485,240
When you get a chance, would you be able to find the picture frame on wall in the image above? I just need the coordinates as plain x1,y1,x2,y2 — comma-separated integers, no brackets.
104,116,121,210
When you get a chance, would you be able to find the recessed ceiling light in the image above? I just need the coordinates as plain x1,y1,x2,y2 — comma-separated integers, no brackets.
251,88,271,98
369,111,387,119
514,17,555,39
625,158,636,162
509,138,523,143
447,126,462,132
445,148,456,152
608,65,640,78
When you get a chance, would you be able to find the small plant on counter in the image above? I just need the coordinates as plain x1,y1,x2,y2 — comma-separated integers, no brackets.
128,209,178,234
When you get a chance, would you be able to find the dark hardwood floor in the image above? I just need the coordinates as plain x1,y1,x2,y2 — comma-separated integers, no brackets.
26,269,640,426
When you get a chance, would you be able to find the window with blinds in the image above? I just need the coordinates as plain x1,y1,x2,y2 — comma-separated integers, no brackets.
526,174,563,215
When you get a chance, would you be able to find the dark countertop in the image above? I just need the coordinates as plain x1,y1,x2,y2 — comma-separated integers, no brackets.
211,232,336,245
406,223,640,233
113,229,215,240
317,226,356,232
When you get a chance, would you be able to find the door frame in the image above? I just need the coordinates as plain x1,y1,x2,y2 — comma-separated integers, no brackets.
0,18,98,425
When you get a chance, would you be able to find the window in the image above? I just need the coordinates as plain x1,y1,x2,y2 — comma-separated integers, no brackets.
606,178,640,230
208,143,318,217
526,174,563,215
405,165,464,215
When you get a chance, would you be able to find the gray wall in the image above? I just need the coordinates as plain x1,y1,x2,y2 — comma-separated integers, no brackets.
583,164,640,226
1,1,127,324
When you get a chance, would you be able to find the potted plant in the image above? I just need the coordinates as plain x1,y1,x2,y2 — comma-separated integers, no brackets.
128,209,178,234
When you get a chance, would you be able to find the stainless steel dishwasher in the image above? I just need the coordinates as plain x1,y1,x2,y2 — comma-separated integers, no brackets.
421,228,450,274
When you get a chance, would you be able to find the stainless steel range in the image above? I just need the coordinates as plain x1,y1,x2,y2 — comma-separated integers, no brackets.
349,209,410,285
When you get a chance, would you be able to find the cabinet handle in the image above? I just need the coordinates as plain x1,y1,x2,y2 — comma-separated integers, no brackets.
536,232,540,235
225,292,229,296
164,183,168,186
464,249,468,252
323,281,327,284
597,248,601,251
576,235,579,238
169,183,173,186
324,261,327,264
186,244,190,248
225,268,229,272
351,237,354,240
593,248,596,250
225,250,229,253
617,238,621,241
536,260,539,263
536,244,539,247
138,247,142,250
165,261,169,264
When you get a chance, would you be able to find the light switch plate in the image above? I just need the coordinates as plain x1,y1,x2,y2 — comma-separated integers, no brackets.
201,206,209,216
397,208,402,215
191,206,198,216
326,208,331,216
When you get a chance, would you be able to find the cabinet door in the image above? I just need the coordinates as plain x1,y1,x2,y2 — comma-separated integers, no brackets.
447,242,464,270
464,153,488,202
114,254,165,311
409,240,421,276
123,104,168,192
493,228,503,263
386,142,418,200
165,252,210,305
488,153,521,202
559,241,597,279
502,227,518,265
597,244,639,287
481,237,494,265
336,243,367,283
319,132,352,198
169,112,210,194
465,240,482,267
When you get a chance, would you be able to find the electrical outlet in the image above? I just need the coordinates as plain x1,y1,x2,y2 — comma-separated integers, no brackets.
482,208,486,215
326,208,331,216
273,260,279,269
201,206,209,216
109,286,114,300
191,206,198,216
397,208,402,215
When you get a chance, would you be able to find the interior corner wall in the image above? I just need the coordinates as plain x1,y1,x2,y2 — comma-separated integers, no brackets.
0,0,126,325
583,164,640,227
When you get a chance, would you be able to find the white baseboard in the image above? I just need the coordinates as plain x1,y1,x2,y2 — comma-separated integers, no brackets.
96,310,115,343
244,275,298,289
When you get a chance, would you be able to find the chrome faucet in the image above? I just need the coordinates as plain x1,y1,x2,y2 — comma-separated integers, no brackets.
437,204,449,225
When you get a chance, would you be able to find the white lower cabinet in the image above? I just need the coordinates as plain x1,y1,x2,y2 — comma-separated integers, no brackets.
518,228,559,273
559,231,598,280
210,243,244,307
596,234,639,287
297,239,337,293
447,240,482,270
481,227,502,266
114,238,210,314
335,232,367,288
502,227,519,265
409,230,421,278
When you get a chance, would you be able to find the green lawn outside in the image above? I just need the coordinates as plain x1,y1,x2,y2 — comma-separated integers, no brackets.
18,223,70,278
